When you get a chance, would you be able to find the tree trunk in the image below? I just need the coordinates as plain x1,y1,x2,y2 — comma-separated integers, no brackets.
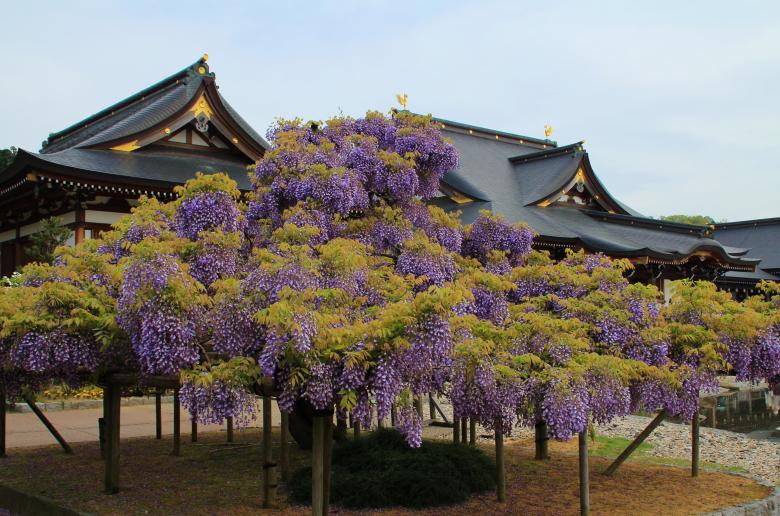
495,423,505,502
535,420,549,460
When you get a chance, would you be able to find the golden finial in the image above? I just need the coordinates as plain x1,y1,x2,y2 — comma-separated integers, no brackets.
395,93,408,110
202,53,209,62
544,124,554,138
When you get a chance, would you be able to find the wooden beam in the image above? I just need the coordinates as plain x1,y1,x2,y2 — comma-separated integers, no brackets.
323,412,333,516
191,417,198,443
579,431,590,516
461,418,467,444
428,394,436,420
469,418,476,446
453,417,460,443
227,416,234,443
604,410,666,476
104,383,120,494
24,395,73,454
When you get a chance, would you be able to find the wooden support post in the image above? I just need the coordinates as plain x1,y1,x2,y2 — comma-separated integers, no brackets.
495,424,505,502
280,409,290,482
453,417,460,443
579,431,590,516
604,410,666,476
0,384,6,458
171,388,181,457
469,418,476,446
390,406,397,427
104,383,120,494
414,397,423,420
312,413,326,516
155,390,162,440
377,416,384,429
461,418,467,444
262,396,277,508
429,393,436,420
692,413,700,477
98,417,106,458
353,421,361,439
323,413,333,516
535,420,550,460
227,416,234,443
191,417,198,443
24,395,73,454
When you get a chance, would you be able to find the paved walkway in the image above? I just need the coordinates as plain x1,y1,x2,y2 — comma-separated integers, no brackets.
4,401,283,450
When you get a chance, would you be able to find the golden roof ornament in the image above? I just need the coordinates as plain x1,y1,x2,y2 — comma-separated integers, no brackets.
395,93,408,110
202,53,209,62
544,124,554,138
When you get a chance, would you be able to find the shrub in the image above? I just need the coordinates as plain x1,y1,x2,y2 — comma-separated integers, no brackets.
288,428,496,509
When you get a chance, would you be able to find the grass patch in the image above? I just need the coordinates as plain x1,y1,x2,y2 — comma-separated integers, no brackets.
590,435,748,474
288,428,495,509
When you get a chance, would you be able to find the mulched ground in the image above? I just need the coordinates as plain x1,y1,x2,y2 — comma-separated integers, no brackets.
0,429,771,515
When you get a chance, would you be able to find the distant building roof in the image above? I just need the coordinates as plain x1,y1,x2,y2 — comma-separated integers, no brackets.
438,124,757,270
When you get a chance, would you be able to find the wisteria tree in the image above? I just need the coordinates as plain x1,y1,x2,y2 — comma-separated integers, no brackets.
1,110,779,508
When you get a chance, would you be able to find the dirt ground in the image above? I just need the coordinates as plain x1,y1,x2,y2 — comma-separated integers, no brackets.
0,428,771,515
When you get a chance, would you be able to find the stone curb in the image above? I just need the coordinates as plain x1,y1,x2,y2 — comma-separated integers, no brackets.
0,483,94,516
698,473,780,516
7,395,174,413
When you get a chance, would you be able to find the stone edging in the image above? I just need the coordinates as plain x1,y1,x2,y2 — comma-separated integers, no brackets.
698,473,780,516
0,483,93,516
8,395,174,413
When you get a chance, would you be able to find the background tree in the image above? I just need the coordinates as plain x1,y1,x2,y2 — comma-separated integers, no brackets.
659,214,717,226
26,216,72,264
0,147,17,173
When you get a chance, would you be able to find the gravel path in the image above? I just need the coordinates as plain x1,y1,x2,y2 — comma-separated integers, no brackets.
597,415,780,485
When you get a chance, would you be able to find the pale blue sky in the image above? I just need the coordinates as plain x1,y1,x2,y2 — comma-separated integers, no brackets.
2,1,779,221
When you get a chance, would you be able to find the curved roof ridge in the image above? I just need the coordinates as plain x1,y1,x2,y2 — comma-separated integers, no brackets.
42,56,209,150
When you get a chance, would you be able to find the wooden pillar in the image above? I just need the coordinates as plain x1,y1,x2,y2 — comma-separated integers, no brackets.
312,413,327,516
691,413,700,477
191,417,198,443
429,394,436,420
104,382,121,494
262,396,277,508
414,397,423,420
323,413,333,515
579,431,590,516
0,383,6,458
535,420,550,460
227,416,234,443
469,418,476,446
280,410,290,482
74,208,85,245
390,406,397,427
495,424,505,502
353,421,361,439
155,390,162,440
453,417,460,443
171,388,180,457
461,418,467,444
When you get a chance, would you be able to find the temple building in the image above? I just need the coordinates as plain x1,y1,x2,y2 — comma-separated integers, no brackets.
713,219,780,299
0,56,266,275
0,57,770,294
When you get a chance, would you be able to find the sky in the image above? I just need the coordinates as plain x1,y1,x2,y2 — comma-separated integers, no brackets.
2,0,779,221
